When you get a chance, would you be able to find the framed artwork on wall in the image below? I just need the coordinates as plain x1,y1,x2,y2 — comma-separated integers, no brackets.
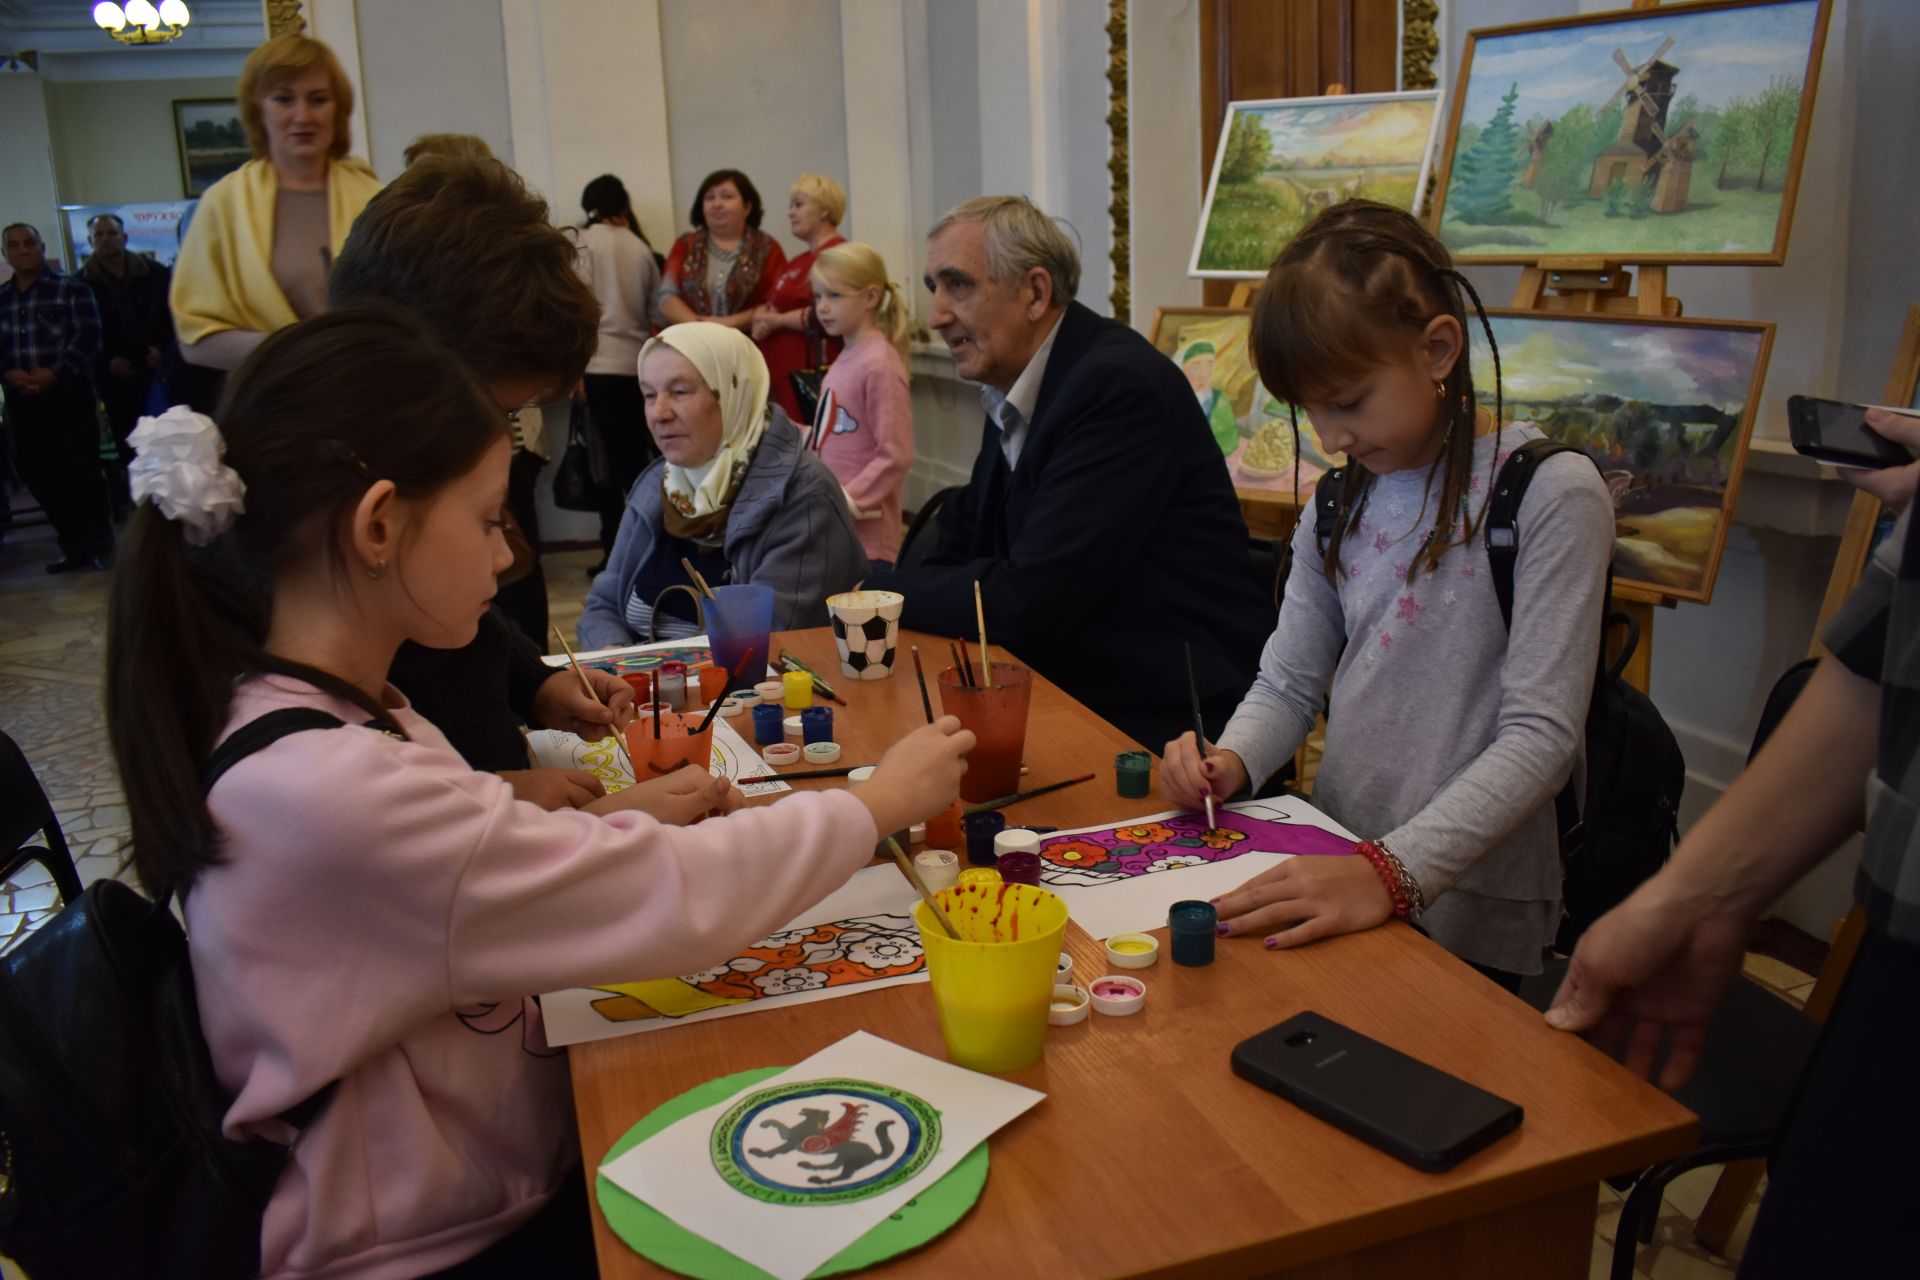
174,98,249,198
1430,0,1831,265
1190,89,1442,279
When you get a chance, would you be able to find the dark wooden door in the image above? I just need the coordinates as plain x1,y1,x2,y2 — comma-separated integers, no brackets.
1199,0,1403,304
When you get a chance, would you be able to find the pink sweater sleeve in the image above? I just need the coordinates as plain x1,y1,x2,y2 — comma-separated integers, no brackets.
840,354,914,513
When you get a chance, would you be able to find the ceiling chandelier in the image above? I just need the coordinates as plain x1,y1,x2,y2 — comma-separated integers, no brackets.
93,1,192,45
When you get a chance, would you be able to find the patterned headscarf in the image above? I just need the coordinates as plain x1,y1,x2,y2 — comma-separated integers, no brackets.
640,322,772,536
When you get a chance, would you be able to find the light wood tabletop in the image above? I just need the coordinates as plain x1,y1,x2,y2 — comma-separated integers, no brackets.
570,628,1696,1278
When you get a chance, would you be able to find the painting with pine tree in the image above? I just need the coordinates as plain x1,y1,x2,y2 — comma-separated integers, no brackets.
1473,311,1774,603
1190,90,1441,279
1434,0,1829,264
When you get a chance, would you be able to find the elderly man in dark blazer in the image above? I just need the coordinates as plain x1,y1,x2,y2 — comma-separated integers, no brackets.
869,196,1273,751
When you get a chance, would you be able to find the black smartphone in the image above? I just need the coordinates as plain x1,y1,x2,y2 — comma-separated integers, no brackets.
1231,1012,1523,1172
1786,396,1918,469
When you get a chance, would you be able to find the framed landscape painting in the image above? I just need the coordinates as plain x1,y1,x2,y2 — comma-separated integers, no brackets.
1471,310,1774,603
1432,0,1830,264
1147,307,1343,501
1190,89,1442,279
174,98,249,198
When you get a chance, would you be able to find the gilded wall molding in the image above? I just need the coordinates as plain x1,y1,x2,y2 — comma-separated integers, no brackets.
263,0,306,39
1106,0,1129,322
1402,0,1439,90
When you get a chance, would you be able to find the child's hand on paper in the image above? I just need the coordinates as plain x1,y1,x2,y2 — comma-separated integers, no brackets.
1160,731,1247,812
1214,852,1394,950
858,717,976,837
531,667,637,737
501,767,608,811
590,767,740,824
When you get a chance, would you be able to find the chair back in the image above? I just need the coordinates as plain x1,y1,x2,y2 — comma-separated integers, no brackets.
0,729,83,904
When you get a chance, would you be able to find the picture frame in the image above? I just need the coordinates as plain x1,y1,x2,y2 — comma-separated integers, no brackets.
173,98,249,198
1429,0,1832,265
1147,306,1342,508
1189,89,1443,280
1471,308,1776,604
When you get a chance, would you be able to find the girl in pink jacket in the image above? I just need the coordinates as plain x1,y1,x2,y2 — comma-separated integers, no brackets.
808,242,915,566
106,308,972,1278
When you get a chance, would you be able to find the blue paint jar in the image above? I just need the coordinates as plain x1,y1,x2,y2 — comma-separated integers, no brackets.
961,811,1005,867
1168,899,1217,967
751,702,784,746
801,705,834,744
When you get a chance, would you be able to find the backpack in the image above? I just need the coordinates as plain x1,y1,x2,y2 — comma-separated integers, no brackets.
1308,441,1684,951
0,708,357,1280
1481,439,1685,951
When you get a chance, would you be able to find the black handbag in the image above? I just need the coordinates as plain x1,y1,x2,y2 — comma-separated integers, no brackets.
553,396,609,512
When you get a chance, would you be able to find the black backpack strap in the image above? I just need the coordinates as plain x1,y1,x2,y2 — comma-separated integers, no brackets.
1484,438,1582,631
1313,465,1346,559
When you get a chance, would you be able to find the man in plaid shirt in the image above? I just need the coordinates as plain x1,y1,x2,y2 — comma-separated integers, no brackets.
3,222,112,571
1548,407,1920,1273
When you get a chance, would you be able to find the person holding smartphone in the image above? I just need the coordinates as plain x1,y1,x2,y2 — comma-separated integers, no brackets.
1846,407,1920,512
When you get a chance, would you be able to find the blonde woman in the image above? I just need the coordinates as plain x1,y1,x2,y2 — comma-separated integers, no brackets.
808,242,914,567
752,172,847,421
171,34,382,372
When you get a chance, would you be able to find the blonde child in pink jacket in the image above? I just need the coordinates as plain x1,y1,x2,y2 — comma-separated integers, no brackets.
808,242,915,566
107,308,972,1278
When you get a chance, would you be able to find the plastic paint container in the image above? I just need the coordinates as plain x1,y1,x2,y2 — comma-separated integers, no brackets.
751,702,784,746
782,669,814,709
1048,983,1090,1026
753,680,785,704
962,811,1006,867
657,661,688,711
717,698,744,718
1106,933,1160,969
1056,952,1074,982
1115,750,1151,799
956,866,1003,888
993,828,1041,860
996,851,1041,886
801,705,834,744
913,849,960,893
1168,900,1218,967
802,741,842,764
1089,975,1146,1016
762,742,801,766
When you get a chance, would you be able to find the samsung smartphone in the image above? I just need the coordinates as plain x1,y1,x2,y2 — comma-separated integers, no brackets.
1231,1012,1523,1172
1786,396,1919,469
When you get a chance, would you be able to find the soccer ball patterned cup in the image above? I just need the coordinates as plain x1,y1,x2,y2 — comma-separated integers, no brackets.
825,590,905,680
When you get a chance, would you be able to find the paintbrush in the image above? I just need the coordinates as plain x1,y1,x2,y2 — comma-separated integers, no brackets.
679,556,717,600
761,764,876,781
950,639,972,689
1184,640,1216,833
972,580,990,688
777,650,848,705
693,646,757,735
887,837,958,939
551,626,636,777
650,670,660,739
910,645,934,724
963,772,1097,814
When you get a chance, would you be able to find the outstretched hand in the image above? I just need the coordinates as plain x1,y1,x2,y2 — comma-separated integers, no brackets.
1544,878,1750,1090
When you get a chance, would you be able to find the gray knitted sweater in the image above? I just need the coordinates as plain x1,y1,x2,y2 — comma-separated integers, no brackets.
1217,424,1614,973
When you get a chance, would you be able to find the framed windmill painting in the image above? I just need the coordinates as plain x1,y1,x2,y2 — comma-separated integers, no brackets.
1430,0,1831,264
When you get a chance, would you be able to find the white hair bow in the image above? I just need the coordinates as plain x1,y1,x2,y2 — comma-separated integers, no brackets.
127,406,247,546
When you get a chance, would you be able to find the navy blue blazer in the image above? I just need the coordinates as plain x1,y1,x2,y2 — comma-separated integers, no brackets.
870,302,1274,750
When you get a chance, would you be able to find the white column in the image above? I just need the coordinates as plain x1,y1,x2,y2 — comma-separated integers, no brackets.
304,0,370,169
838,0,917,305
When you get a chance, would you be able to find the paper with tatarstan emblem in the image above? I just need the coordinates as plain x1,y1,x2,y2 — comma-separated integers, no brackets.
599,1030,1044,1279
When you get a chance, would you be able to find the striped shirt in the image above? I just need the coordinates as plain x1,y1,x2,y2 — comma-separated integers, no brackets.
1,266,102,382
1824,508,1920,943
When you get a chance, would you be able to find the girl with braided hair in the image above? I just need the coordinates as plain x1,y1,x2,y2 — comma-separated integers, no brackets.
1161,200,1614,989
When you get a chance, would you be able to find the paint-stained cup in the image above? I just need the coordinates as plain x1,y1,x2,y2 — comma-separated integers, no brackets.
913,882,1070,1073
937,663,1033,803
825,589,905,680
705,584,773,685
625,711,713,778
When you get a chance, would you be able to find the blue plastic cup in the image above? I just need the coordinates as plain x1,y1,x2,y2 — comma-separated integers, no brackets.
706,584,773,688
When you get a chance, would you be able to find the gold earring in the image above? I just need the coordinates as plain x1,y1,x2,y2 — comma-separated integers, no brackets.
1434,379,1446,402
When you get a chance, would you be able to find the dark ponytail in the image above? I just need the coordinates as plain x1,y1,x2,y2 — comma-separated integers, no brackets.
582,173,652,249
106,305,504,895
1248,199,1505,586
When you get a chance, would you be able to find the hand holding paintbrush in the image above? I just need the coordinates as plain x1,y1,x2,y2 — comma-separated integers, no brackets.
551,627,636,778
1184,641,1217,833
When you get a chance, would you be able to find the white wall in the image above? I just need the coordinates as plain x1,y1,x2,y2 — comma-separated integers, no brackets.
46,75,237,206
1127,0,1205,332
657,0,848,257
353,0,514,179
0,78,63,246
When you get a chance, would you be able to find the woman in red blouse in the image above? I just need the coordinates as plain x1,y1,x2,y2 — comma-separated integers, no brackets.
655,169,786,334
751,173,846,422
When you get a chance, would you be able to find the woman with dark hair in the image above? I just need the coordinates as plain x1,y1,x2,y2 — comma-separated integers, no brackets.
653,169,786,333
575,174,663,564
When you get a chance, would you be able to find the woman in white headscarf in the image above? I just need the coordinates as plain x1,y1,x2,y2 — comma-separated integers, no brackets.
579,322,868,645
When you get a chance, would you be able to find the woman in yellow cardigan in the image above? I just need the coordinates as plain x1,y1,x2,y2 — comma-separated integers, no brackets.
171,34,382,371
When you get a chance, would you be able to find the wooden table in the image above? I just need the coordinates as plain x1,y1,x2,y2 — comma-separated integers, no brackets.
571,628,1695,1278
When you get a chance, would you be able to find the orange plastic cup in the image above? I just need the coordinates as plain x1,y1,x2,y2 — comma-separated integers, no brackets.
624,711,714,778
924,797,964,850
937,662,1032,803
697,665,730,707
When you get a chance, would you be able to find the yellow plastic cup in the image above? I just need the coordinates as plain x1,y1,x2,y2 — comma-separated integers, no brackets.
913,882,1070,1073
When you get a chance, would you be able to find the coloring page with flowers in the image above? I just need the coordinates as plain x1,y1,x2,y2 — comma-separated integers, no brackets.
539,865,928,1047
1038,798,1360,940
